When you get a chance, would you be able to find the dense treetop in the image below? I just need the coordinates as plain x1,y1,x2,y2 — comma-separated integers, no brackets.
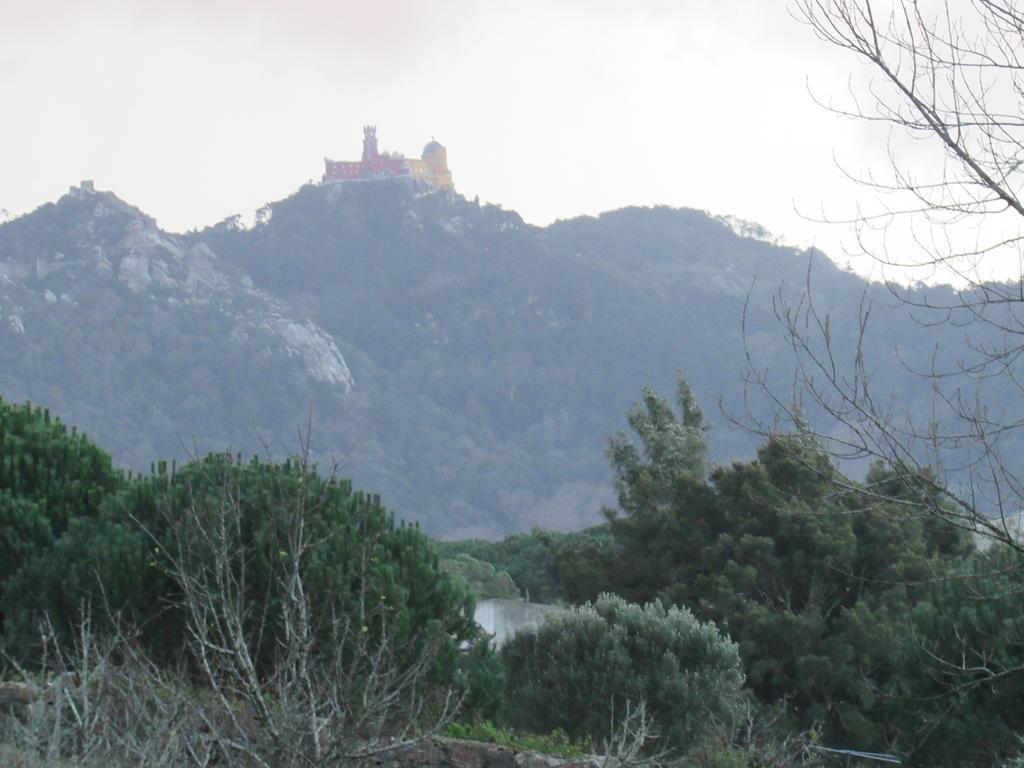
0,400,481,680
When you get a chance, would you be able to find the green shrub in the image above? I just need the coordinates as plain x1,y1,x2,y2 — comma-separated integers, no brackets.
502,593,744,757
892,548,1024,767
1,449,501,764
440,553,519,600
456,633,507,723
0,399,124,639
3,451,486,680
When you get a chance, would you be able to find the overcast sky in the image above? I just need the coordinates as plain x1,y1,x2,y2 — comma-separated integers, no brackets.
0,0,948,278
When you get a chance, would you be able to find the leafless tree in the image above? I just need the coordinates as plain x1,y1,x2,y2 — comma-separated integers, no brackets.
745,0,1024,553
593,700,669,768
1,611,219,767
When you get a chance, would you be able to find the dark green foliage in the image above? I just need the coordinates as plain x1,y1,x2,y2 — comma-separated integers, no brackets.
0,493,52,587
607,375,708,517
0,429,501,764
436,531,563,602
0,398,124,638
0,398,122,536
436,525,615,603
891,548,1024,767
0,408,494,697
546,525,620,605
440,554,519,600
3,514,156,660
456,636,508,723
559,379,976,753
0,395,493,736
502,594,744,757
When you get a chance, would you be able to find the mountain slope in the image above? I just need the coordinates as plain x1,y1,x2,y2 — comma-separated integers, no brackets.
0,180,998,537
0,185,353,465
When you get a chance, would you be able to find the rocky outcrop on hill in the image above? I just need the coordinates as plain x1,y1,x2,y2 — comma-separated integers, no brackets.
2,184,353,391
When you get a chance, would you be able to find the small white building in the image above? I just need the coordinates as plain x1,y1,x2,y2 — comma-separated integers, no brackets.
473,598,559,647
976,510,1024,550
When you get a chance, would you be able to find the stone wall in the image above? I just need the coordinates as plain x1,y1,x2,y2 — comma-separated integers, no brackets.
473,599,559,647
379,738,602,768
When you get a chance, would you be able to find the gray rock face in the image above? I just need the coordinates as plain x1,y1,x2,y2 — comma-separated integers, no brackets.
273,319,353,390
1,188,354,393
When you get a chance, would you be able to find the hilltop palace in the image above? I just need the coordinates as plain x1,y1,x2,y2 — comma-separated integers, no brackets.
323,126,453,191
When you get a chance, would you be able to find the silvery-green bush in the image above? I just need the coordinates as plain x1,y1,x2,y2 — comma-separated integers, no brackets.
502,593,744,756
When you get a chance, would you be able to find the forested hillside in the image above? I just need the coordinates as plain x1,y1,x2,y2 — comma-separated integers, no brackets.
0,180,1013,536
